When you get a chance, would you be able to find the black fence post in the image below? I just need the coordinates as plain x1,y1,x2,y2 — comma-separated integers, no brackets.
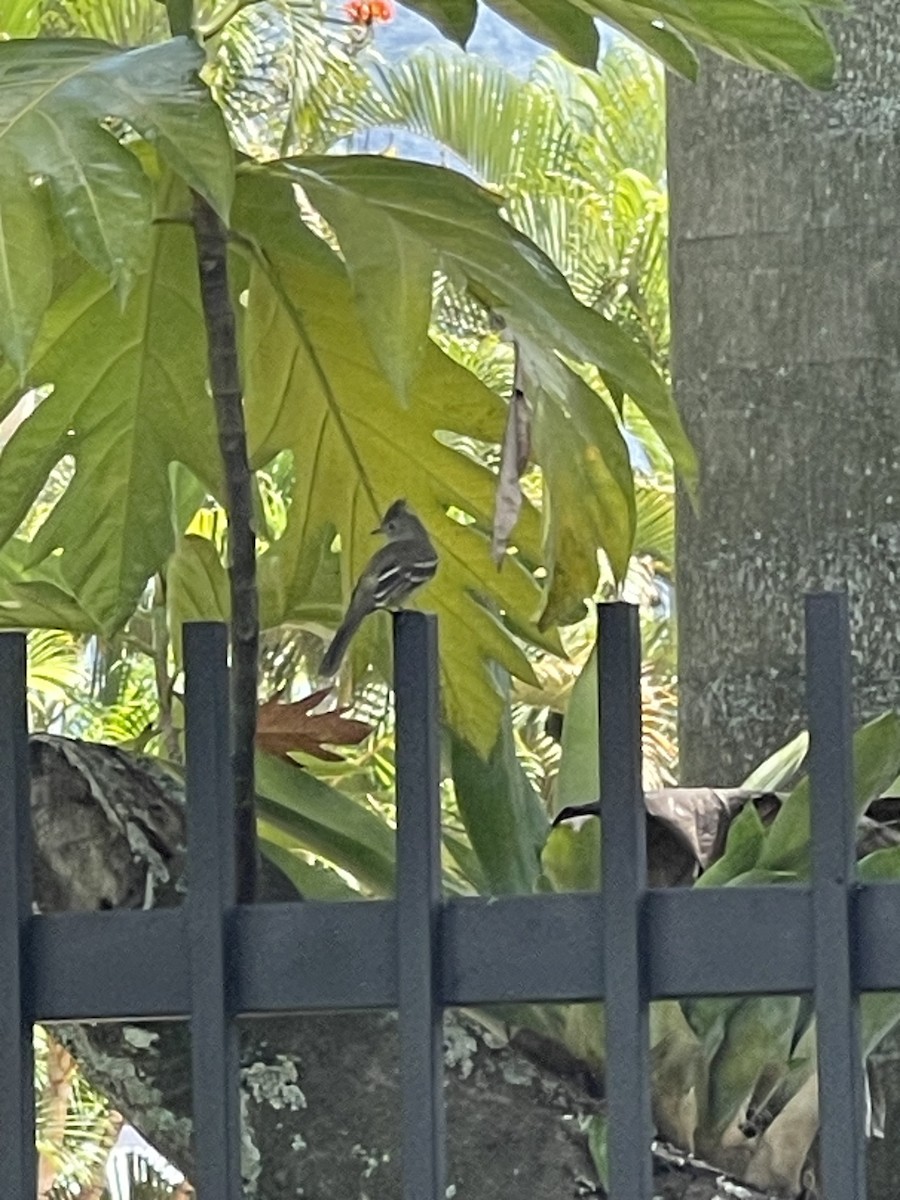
184,622,243,1199
806,592,865,1198
599,602,653,1199
0,634,36,1196
394,611,445,1200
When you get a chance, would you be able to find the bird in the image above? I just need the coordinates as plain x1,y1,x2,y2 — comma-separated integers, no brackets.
320,499,438,677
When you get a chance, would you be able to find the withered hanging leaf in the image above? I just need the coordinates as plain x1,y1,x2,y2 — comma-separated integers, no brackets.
256,690,372,762
491,347,531,566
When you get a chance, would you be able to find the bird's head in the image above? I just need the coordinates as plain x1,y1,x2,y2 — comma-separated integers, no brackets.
374,499,422,540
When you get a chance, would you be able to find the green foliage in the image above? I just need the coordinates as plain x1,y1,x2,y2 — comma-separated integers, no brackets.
759,712,900,873
529,361,635,622
450,696,548,893
337,44,676,619
585,1111,610,1192
741,728,809,792
282,150,682,621
556,643,599,813
405,0,839,88
204,0,370,156
673,714,900,1163
0,36,690,752
235,167,556,750
256,750,398,893
0,207,220,632
344,43,670,359
0,36,232,369
0,0,851,1190
286,154,686,468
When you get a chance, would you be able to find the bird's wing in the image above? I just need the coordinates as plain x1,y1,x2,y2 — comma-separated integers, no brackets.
371,542,438,609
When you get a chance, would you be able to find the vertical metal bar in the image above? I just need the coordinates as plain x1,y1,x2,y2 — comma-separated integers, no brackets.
394,611,445,1200
184,622,242,1199
600,602,653,1200
806,592,865,1199
0,634,36,1197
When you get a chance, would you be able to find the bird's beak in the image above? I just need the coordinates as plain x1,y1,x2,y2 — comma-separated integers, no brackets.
370,525,381,535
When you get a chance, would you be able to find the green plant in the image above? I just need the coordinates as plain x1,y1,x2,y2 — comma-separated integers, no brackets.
0,0,848,1192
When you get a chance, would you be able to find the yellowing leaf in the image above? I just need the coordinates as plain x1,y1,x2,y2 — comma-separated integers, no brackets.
235,169,553,753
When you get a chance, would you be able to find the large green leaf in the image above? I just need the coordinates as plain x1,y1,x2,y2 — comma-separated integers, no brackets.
166,529,325,657
593,0,700,80
290,170,435,404
0,157,567,753
692,730,809,885
255,751,397,895
541,644,601,892
166,534,230,663
693,800,765,888
704,994,801,1135
0,172,53,371
759,712,900,873
741,728,808,792
556,642,599,811
0,537,94,631
527,355,635,624
540,819,600,893
0,37,233,368
405,0,838,87
404,0,478,44
450,694,549,893
488,0,599,68
233,169,553,753
647,0,837,87
282,154,696,495
259,823,364,901
339,50,666,611
0,188,221,632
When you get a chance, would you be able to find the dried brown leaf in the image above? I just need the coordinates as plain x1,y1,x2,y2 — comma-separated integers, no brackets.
256,690,372,762
491,366,531,565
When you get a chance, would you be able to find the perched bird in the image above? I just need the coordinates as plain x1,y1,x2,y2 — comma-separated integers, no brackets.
320,499,438,677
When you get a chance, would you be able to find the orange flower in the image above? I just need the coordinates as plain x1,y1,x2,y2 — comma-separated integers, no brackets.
344,0,395,26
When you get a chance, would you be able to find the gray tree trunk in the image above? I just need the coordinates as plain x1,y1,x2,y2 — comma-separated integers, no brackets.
668,0,900,788
668,3,900,1194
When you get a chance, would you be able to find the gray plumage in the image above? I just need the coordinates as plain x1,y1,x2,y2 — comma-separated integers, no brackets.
320,500,438,677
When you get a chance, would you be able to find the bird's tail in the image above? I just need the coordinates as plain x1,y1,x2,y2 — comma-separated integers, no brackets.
320,604,366,677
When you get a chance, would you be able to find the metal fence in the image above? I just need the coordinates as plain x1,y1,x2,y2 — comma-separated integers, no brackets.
0,594,890,1198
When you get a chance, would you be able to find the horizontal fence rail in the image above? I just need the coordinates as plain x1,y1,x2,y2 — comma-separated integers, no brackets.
0,593,891,1200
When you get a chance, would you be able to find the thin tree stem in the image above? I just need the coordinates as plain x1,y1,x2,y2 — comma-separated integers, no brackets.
191,191,259,904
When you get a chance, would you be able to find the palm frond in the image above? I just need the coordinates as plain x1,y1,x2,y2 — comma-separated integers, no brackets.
27,629,85,730
338,45,582,187
38,0,168,43
533,41,666,184
207,0,370,155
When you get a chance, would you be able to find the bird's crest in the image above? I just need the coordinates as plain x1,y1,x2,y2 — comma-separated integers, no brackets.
381,498,408,523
